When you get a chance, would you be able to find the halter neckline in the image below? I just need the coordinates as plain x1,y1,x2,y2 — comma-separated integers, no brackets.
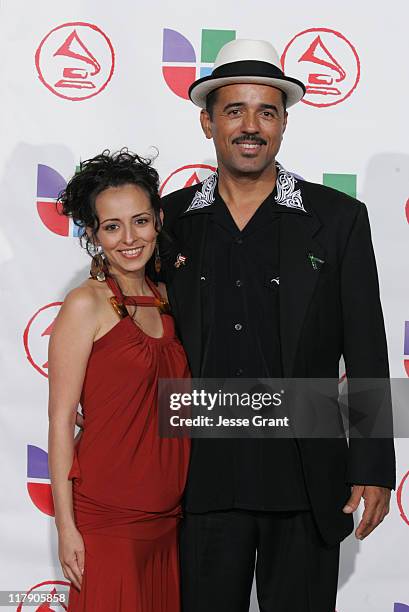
105,275,166,308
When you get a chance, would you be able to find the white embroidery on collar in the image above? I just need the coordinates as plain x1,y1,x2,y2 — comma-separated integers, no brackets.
185,172,217,212
184,163,306,213
274,163,306,213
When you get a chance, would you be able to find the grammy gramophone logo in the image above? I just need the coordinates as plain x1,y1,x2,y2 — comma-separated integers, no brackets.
35,21,115,101
23,302,62,377
160,164,217,197
281,27,360,108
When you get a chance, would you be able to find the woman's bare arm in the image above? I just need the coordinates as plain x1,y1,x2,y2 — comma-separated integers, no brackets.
48,286,98,588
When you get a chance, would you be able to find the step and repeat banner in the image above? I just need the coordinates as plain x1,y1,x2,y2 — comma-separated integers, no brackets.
1,1,408,610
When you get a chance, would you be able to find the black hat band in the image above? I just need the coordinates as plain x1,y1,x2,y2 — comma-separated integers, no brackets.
212,60,285,79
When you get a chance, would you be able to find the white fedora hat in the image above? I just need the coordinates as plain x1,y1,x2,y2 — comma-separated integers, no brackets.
189,38,305,109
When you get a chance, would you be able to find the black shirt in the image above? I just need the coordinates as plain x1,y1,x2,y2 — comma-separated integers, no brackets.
184,187,310,511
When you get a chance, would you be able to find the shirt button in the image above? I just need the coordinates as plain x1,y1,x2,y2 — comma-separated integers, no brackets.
235,237,243,245
234,323,243,331
235,368,243,377
235,279,243,287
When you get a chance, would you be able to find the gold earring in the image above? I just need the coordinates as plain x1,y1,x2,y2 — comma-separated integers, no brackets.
90,249,107,281
154,243,161,274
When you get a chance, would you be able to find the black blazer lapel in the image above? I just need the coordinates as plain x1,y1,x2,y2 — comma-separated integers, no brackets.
279,209,325,377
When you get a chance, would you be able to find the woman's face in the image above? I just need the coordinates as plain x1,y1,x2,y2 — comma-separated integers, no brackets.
93,183,160,276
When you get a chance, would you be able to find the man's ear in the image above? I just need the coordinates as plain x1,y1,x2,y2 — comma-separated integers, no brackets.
200,109,213,140
159,208,164,225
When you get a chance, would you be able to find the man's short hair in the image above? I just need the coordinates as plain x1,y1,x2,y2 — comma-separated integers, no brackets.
206,87,287,119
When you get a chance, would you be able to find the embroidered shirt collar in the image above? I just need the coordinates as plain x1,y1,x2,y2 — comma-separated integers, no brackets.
183,162,308,214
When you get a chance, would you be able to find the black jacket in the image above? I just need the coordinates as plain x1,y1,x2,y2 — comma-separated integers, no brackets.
161,175,396,546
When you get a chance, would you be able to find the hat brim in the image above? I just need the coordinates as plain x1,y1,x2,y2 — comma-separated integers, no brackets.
189,75,305,109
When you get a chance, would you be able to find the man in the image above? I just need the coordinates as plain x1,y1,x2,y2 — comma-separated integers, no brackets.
161,39,395,611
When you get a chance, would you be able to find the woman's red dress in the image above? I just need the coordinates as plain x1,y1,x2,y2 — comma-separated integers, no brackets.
67,276,190,611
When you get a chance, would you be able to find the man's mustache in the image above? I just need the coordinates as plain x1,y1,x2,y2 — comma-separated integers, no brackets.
232,135,267,145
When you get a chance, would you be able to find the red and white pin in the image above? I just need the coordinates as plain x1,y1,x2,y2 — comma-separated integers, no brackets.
174,253,187,268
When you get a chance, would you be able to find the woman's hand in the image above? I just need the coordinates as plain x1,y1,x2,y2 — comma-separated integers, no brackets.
58,524,85,591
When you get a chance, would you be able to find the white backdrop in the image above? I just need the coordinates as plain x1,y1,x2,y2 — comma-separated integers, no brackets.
1,1,408,610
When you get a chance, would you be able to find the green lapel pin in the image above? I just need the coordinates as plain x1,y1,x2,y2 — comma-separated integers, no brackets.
308,252,324,270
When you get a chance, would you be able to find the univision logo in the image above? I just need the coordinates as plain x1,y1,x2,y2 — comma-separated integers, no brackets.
37,164,81,236
27,444,54,516
162,28,236,99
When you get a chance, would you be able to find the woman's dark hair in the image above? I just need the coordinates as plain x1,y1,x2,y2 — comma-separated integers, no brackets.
58,149,162,256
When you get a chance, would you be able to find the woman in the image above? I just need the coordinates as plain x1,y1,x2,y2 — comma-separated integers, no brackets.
48,150,190,611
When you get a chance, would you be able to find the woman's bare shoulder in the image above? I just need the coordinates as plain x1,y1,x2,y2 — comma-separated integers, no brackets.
62,279,107,314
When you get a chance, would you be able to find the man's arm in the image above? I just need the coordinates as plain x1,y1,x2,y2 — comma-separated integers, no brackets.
339,202,396,538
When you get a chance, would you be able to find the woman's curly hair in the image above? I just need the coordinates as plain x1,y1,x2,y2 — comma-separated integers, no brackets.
58,149,162,256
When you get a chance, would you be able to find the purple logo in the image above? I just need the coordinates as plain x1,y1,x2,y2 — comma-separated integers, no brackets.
162,28,236,100
37,164,81,236
27,445,55,516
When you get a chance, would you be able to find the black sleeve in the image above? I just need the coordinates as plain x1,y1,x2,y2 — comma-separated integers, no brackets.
341,203,396,489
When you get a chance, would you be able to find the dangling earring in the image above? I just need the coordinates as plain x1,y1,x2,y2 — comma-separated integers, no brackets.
90,246,107,282
154,243,161,274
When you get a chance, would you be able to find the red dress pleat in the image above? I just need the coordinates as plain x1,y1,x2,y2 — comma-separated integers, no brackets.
67,277,190,611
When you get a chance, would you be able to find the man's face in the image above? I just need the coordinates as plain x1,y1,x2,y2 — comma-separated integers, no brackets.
200,83,287,177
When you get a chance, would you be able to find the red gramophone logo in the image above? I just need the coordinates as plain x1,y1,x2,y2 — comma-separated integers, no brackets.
281,28,360,108
404,321,409,378
397,469,409,527
23,303,62,378
35,22,115,101
160,164,216,197
16,580,69,611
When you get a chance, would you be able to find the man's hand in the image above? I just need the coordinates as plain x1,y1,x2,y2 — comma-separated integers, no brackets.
343,485,391,539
